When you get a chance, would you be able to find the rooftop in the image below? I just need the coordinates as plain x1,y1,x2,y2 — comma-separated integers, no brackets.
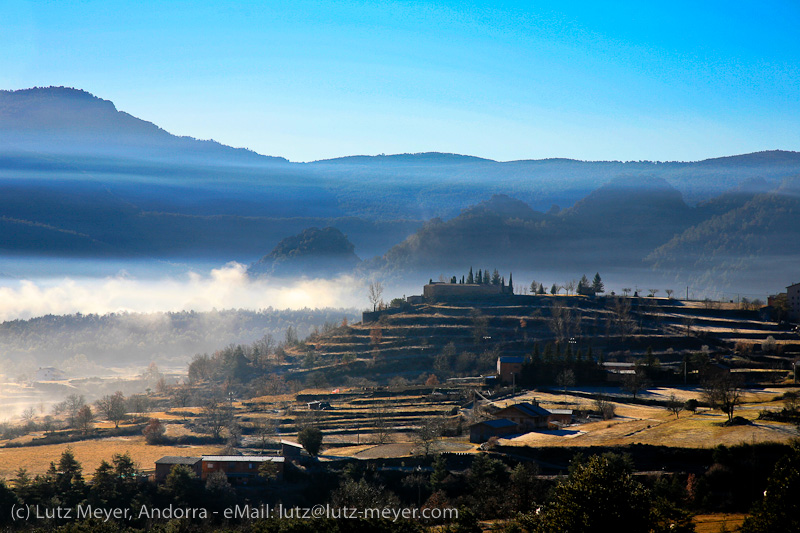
202,456,285,463
497,402,551,418
155,456,202,465
473,418,517,429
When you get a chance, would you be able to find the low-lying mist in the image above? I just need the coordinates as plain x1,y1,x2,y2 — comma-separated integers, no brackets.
0,262,366,320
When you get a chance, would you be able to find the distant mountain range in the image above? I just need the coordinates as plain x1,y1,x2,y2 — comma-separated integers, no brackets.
1,86,799,294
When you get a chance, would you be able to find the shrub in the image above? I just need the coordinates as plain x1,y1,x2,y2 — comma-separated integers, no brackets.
143,418,166,444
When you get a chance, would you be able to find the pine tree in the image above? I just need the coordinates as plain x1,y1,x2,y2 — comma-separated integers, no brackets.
491,269,501,285
544,343,554,364
538,283,546,295
551,283,558,295
476,269,483,284
578,274,591,296
508,273,514,293
484,268,491,284
592,272,605,294
467,267,474,284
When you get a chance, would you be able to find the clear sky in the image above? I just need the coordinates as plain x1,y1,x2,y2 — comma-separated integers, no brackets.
2,0,799,162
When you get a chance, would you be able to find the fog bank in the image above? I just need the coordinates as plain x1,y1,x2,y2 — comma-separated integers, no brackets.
0,262,366,321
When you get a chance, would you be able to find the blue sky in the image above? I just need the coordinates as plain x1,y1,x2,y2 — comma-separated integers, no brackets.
2,0,799,162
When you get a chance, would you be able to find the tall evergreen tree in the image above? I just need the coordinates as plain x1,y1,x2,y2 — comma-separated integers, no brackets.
551,283,558,295
508,273,514,293
577,274,592,296
467,267,474,284
538,283,546,295
476,269,483,284
592,272,605,294
491,269,501,285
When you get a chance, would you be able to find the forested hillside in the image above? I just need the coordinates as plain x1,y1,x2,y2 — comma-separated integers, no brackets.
0,307,358,378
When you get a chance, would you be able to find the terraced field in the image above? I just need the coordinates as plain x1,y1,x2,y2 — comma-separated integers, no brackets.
300,296,799,384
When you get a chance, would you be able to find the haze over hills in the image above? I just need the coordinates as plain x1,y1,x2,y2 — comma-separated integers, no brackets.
248,227,361,278
1,86,799,295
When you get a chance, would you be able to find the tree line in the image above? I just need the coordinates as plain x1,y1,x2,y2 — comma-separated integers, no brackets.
2,443,798,531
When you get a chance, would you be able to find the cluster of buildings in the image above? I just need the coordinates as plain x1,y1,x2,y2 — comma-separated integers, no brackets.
774,282,800,322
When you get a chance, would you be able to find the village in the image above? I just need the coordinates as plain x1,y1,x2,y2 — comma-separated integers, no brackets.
1,277,800,531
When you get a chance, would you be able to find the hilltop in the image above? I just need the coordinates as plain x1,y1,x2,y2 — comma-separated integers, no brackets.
248,227,362,278
294,292,799,386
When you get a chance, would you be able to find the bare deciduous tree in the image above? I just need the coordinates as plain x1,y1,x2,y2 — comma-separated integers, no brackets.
702,374,743,423
413,418,443,456
607,297,637,341
368,281,384,312
666,393,683,419
564,280,576,296
96,391,127,428
202,398,232,440
622,368,649,400
556,368,575,400
549,302,581,343
371,403,393,444
594,396,616,420
75,405,94,434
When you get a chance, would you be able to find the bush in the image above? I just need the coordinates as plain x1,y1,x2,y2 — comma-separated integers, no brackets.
143,418,166,444
298,427,323,456
594,396,616,420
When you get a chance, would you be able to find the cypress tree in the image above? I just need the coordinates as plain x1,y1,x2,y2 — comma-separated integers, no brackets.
508,272,514,294
476,269,483,284
467,267,474,284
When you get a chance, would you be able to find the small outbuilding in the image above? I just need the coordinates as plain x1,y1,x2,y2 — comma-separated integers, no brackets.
493,402,552,431
469,418,518,443
154,456,202,482
497,356,525,383
281,439,305,460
